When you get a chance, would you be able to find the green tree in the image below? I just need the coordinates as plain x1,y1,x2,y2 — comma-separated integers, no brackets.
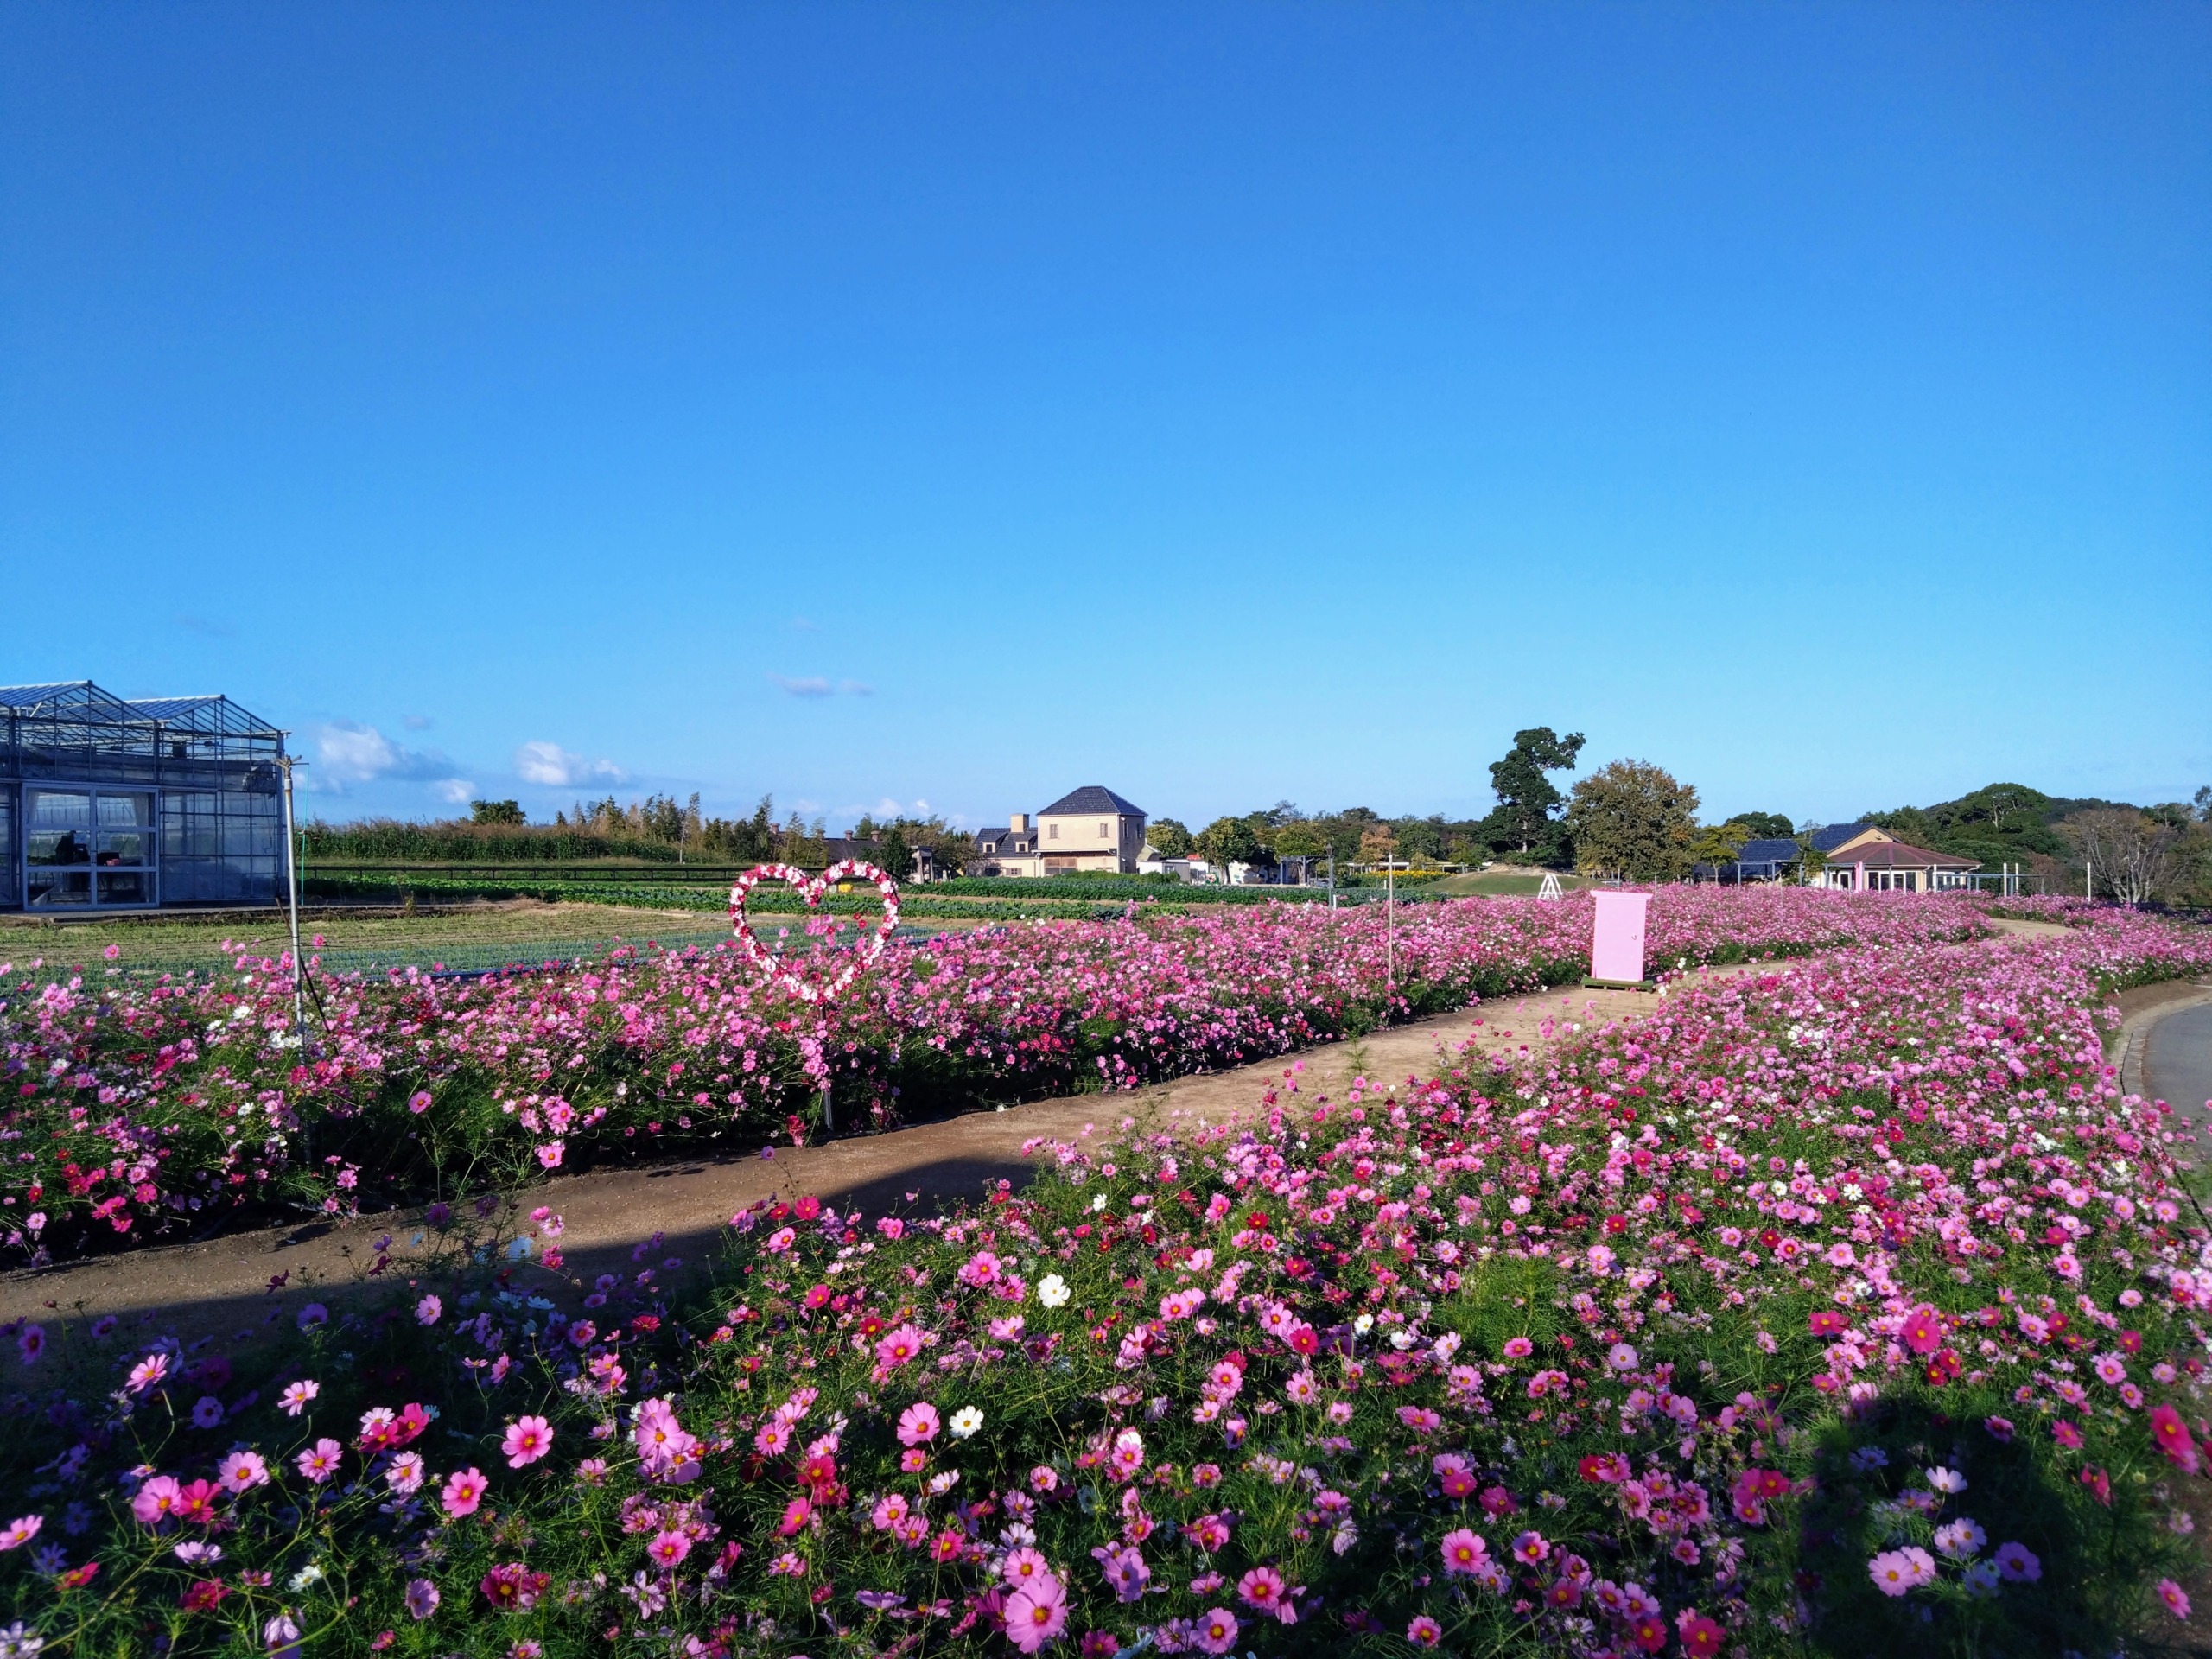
1147,818,1196,858
874,824,912,881
1686,820,1753,874
1272,822,1327,860
1723,811,1795,840
469,799,525,826
1487,728,1586,855
1565,760,1701,880
1197,815,1265,876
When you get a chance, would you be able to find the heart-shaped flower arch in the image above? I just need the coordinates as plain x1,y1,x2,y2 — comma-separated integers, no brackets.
729,860,902,1005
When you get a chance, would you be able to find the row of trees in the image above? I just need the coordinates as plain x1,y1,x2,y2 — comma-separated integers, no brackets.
1138,731,1779,883
327,752,2212,901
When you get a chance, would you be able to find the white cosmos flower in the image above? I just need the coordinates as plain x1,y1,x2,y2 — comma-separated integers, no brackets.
1037,1274,1071,1309
950,1406,984,1439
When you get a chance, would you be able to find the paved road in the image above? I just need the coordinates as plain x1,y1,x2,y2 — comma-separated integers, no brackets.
2147,1001,2212,1119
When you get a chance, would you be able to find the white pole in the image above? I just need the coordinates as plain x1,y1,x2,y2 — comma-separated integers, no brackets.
1386,853,1395,995
279,750,307,1035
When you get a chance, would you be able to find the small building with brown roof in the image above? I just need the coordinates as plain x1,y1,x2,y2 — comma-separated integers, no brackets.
1819,836,1978,893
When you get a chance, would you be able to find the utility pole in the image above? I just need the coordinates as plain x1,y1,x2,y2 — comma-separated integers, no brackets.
1385,854,1395,995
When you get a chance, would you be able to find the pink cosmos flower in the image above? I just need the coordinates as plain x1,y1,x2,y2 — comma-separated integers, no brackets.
404,1579,440,1619
216,1452,269,1493
2151,1404,2201,1472
1184,1512,1230,1553
1994,1541,2041,1582
1502,1336,1534,1361
1003,1572,1068,1653
295,1440,344,1484
1407,1615,1442,1648
646,1529,691,1568
2158,1578,2191,1618
128,1354,173,1395
441,1467,488,1518
1868,1546,1936,1596
874,1323,925,1370
1510,1529,1549,1565
132,1476,182,1525
416,1296,442,1326
278,1379,318,1415
1002,1547,1054,1588
0,1516,41,1551
1898,1306,1942,1356
1440,1529,1487,1577
1236,1566,1286,1616
776,1497,811,1536
500,1416,553,1468
1191,1605,1241,1656
897,1402,941,1446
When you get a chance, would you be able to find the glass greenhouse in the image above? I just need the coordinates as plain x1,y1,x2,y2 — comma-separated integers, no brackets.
0,681,288,912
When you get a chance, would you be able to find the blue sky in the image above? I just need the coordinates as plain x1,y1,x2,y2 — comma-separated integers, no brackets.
3,3,2207,833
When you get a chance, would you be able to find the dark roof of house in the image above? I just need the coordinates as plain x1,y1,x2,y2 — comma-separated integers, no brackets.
1733,837,1804,865
1039,785,1146,818
1808,822,1877,853
974,827,1038,856
1831,839,1978,870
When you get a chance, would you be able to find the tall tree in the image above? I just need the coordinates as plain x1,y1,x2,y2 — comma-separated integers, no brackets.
1565,760,1700,880
1487,728,1586,855
2061,809,2182,905
1686,820,1753,874
1722,811,1795,839
1147,818,1195,858
1196,816,1265,877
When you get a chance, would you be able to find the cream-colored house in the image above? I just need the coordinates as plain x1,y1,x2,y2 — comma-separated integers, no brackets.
1809,823,1977,893
973,786,1148,876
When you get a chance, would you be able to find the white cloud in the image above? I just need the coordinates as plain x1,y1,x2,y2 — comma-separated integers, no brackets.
433,778,474,804
311,721,465,797
769,674,874,699
513,741,624,788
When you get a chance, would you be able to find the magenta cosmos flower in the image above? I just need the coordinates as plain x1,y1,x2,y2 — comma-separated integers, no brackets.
441,1467,488,1518
501,1415,554,1468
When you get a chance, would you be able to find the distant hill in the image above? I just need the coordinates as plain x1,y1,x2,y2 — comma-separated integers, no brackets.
1853,782,2131,872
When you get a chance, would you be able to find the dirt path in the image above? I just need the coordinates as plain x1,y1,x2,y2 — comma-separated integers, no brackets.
0,973,1739,1340
2,921,2133,1341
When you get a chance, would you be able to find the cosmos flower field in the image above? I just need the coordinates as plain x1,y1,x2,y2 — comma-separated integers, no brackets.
3,889,1983,1261
3,898,2210,1656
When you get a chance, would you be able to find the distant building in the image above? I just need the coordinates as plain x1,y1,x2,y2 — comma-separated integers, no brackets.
974,786,1147,876
1700,822,1979,892
2,681,287,912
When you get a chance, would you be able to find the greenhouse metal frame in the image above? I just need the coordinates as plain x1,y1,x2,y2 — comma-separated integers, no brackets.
0,681,288,912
